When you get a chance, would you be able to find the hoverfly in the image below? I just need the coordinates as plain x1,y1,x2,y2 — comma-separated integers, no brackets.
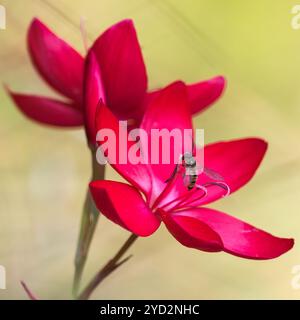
165,140,229,195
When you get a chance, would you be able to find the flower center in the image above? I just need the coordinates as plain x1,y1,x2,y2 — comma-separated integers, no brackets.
151,166,230,214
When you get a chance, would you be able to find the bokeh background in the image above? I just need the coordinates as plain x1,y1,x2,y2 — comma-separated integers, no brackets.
0,0,300,299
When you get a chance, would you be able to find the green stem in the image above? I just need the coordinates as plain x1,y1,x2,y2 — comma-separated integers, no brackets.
72,150,105,297
77,234,138,300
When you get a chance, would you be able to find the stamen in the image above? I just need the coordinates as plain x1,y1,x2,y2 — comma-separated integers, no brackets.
177,184,208,207
203,181,231,197
174,181,230,209
151,168,182,211
80,17,88,53
159,187,199,211
152,165,230,212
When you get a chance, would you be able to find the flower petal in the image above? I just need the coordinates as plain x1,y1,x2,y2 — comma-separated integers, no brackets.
141,81,192,134
145,76,225,116
159,209,223,252
95,102,153,199
28,18,84,105
7,89,84,127
173,208,294,259
192,138,268,206
188,76,225,115
90,180,160,236
140,81,193,203
91,19,147,120
84,52,106,144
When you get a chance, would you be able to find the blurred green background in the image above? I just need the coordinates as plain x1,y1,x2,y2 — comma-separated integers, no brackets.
0,0,300,299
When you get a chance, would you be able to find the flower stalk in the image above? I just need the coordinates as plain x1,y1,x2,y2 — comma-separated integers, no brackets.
73,150,105,297
20,281,38,300
77,233,138,300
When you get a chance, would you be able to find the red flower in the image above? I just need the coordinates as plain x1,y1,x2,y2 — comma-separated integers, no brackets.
90,82,294,259
6,18,225,144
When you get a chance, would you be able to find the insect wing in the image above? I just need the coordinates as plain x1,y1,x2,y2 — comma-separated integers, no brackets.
203,167,224,181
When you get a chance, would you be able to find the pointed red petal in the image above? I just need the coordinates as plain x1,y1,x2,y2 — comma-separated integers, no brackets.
172,208,294,259
188,76,225,115
91,19,147,120
192,138,268,206
160,209,223,252
141,81,193,202
95,102,153,199
90,180,160,236
28,18,84,105
145,76,225,116
8,89,83,127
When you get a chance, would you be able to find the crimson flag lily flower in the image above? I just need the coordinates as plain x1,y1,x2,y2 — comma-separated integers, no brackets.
6,18,225,145
90,81,293,259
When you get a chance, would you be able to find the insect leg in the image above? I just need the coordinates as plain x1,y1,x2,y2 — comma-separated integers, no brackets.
165,154,184,183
